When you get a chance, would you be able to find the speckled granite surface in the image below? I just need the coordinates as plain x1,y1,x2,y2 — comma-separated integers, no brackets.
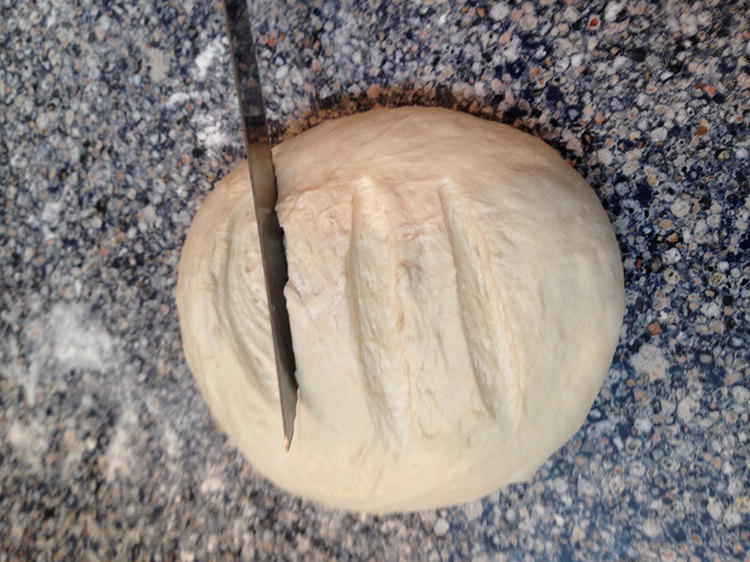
1,0,749,559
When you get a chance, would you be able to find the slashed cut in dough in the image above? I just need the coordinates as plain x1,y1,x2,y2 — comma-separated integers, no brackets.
176,107,625,513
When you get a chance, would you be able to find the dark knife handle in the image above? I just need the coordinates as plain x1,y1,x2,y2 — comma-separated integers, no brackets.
223,0,270,144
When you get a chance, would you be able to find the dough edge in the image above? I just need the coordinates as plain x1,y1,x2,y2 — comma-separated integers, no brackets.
177,107,625,513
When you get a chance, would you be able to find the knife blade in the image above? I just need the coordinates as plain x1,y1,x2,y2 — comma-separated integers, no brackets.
222,0,298,449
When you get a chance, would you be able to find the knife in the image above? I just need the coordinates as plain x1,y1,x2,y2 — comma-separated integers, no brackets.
222,0,298,449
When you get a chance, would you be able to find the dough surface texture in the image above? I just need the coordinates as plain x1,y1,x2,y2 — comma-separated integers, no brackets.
177,107,624,513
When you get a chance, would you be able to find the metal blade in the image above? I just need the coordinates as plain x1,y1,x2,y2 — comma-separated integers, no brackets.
222,0,298,449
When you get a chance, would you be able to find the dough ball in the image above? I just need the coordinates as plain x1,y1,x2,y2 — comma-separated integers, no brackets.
177,107,624,513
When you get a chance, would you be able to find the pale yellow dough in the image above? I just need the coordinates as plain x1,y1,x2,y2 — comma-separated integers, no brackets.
176,107,624,513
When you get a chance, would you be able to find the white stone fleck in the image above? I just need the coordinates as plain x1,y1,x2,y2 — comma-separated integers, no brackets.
701,301,720,318
723,508,741,527
630,461,646,478
196,123,227,148
571,524,585,543
463,500,483,521
707,498,723,521
693,219,708,237
40,200,63,225
142,204,157,226
732,386,749,404
613,55,629,70
162,425,182,459
636,93,650,108
570,53,584,68
434,518,449,536
501,34,522,62
194,38,223,79
643,518,661,538
662,267,680,285
578,477,595,496
650,127,668,142
166,92,194,107
556,56,570,72
275,65,288,80
625,148,643,161
735,496,750,513
200,473,226,495
727,479,743,496
660,398,676,416
104,405,138,482
146,48,169,82
631,344,669,381
597,148,613,165
36,110,57,129
679,12,698,36
604,2,624,22
677,394,699,423
489,4,509,21
664,247,681,264
634,417,652,434
707,214,722,229
670,197,691,218
622,160,639,175
696,11,712,26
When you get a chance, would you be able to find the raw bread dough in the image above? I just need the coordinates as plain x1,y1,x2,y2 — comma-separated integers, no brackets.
177,107,624,513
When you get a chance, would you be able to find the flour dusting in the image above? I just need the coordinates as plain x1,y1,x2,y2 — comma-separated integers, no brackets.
166,92,194,107
7,302,117,405
200,471,226,495
47,302,114,372
104,405,138,482
167,92,227,149
196,123,227,148
194,38,223,79
7,419,48,471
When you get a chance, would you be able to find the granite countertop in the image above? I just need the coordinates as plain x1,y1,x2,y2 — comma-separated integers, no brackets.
2,0,748,559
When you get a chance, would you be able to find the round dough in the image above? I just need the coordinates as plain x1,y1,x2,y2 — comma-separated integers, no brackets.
177,107,624,513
